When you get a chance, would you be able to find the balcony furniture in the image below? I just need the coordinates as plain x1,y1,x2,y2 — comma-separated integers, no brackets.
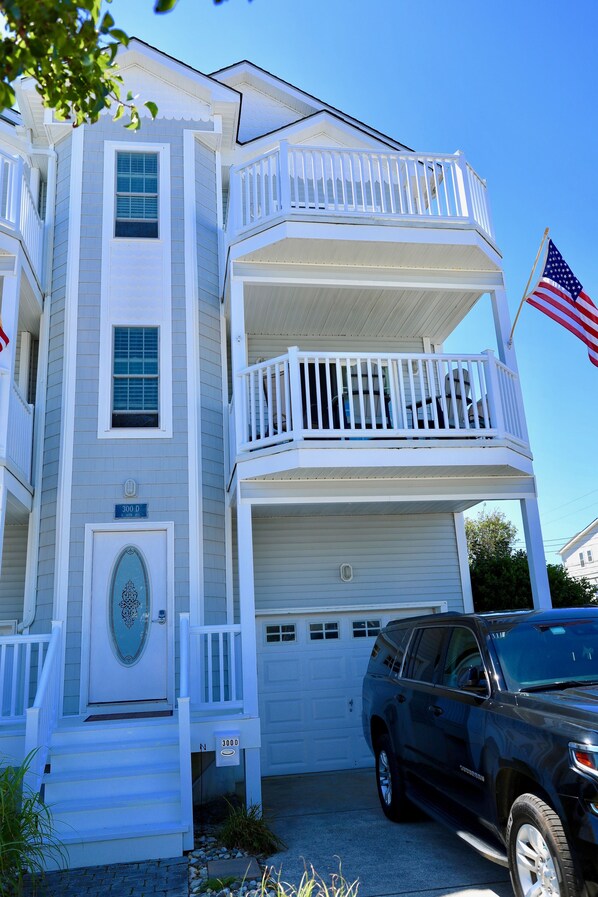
301,362,342,430
406,369,472,430
343,363,391,429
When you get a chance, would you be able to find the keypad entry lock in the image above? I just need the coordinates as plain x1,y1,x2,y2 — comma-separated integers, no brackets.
153,609,166,625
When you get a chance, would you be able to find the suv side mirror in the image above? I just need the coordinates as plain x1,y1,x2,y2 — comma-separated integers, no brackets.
457,665,489,694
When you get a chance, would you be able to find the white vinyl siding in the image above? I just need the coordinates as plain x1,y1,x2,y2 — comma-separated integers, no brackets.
248,513,463,615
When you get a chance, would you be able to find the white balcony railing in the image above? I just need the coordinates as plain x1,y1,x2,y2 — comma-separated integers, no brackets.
0,631,52,722
229,144,493,242
4,379,34,482
0,149,44,276
235,349,527,454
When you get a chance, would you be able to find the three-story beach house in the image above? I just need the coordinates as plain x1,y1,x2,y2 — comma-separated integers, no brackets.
0,39,551,868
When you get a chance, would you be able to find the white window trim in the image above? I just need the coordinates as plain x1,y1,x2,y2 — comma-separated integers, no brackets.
98,141,172,439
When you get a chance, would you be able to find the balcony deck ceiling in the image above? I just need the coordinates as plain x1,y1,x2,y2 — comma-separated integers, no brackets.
234,228,502,272
244,282,482,342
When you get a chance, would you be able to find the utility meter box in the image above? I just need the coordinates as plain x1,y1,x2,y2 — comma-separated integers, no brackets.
215,731,241,767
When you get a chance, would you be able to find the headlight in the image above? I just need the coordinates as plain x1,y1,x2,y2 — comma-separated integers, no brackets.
569,741,598,777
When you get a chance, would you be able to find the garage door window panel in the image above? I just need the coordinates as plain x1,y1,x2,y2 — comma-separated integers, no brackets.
353,620,381,638
265,624,296,644
309,622,339,641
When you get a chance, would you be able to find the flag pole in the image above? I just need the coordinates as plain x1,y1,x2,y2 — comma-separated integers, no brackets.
507,228,550,347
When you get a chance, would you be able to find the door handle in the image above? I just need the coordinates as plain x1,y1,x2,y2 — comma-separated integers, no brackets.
395,693,406,704
152,610,166,625
428,705,443,717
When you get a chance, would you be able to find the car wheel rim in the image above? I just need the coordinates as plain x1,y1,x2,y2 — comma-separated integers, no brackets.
515,822,560,897
378,749,392,806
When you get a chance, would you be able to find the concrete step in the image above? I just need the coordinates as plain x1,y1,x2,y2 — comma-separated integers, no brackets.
51,716,176,747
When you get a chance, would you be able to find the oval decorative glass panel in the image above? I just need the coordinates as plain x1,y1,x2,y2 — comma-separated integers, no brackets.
109,546,150,666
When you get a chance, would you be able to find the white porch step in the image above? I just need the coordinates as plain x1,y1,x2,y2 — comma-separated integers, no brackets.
48,736,178,773
44,761,180,802
50,790,182,832
42,717,189,869
45,822,187,870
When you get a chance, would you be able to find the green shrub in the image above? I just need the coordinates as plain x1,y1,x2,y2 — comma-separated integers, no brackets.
217,801,286,856
0,753,66,896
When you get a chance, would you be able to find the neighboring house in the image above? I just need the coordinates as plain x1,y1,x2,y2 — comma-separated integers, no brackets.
0,39,552,868
559,519,598,591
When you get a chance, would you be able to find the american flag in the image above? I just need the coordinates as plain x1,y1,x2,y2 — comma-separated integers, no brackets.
527,239,598,368
0,319,9,353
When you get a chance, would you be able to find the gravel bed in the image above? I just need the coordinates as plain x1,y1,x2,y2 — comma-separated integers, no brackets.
188,832,273,897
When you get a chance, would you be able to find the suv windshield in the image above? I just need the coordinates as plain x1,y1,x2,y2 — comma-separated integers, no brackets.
490,618,598,691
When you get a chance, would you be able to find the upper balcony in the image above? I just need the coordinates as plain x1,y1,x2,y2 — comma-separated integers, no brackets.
0,149,44,280
226,144,497,269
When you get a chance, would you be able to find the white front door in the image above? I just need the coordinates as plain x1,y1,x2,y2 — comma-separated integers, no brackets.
88,528,170,705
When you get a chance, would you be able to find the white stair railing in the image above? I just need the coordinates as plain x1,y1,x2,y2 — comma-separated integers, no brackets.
23,621,63,793
0,632,51,722
189,623,243,711
177,613,194,850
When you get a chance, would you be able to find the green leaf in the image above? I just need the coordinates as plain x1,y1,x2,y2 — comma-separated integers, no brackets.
154,0,178,12
144,100,158,119
113,103,124,121
109,28,129,45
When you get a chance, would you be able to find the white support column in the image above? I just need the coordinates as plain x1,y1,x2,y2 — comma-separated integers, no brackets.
230,276,248,456
236,492,262,809
244,747,262,809
520,496,552,609
17,331,32,396
490,287,518,371
237,494,258,717
0,472,7,582
454,512,474,613
0,266,22,460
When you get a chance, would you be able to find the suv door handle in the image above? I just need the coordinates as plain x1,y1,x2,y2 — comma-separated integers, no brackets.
395,693,406,704
429,705,443,717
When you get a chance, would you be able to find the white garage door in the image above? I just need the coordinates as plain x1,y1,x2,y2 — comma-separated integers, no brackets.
257,609,417,776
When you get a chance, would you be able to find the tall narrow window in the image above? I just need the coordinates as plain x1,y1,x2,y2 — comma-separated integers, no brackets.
115,152,159,238
112,327,159,428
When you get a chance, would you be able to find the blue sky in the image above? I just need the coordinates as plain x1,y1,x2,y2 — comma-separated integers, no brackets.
111,0,598,561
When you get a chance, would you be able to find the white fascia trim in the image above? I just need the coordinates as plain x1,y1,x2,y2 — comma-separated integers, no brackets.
255,601,449,616
454,512,474,614
559,518,598,555
53,126,84,712
79,520,176,714
97,140,173,439
183,130,204,627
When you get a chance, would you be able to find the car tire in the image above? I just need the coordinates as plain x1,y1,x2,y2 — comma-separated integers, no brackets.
374,733,408,822
507,793,585,897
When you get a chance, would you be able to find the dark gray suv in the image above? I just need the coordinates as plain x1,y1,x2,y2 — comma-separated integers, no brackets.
362,608,598,897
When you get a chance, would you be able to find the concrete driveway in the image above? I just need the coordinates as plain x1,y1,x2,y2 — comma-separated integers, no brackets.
262,770,513,897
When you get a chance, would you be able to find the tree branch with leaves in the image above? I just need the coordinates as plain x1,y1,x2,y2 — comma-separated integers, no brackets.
0,0,185,128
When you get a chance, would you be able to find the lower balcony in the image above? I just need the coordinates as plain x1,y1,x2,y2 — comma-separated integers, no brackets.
232,349,529,458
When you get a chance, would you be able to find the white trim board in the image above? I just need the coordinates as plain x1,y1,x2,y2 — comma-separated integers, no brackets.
255,602,448,616
97,140,173,439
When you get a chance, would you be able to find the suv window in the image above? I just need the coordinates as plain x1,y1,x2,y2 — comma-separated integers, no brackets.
369,628,411,679
441,627,487,693
404,627,445,682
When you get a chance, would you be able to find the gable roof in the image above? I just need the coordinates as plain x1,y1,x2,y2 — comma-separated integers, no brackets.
211,59,412,150
559,517,598,556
